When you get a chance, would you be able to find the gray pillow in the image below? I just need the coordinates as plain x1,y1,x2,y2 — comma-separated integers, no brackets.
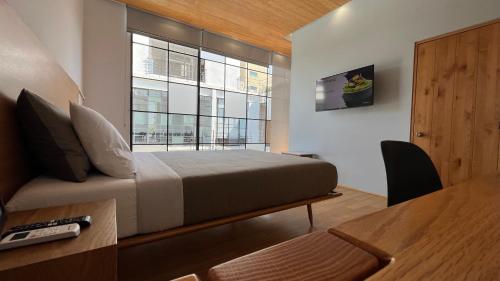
16,89,90,182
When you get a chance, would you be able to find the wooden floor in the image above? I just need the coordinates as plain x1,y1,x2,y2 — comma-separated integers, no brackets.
118,186,386,281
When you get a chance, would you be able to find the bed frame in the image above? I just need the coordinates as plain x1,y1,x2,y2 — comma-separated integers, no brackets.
0,1,342,249
118,192,341,248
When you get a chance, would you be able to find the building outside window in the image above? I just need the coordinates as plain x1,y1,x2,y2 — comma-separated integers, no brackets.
131,33,271,152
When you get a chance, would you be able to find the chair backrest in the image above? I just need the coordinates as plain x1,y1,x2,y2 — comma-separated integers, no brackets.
381,140,443,206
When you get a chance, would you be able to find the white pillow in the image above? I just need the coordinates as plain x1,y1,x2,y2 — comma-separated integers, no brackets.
70,103,136,179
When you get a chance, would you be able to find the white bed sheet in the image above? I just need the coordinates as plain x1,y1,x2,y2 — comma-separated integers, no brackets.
6,173,138,238
134,152,183,234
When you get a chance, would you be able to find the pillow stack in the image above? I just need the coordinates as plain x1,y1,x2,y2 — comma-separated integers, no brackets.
16,89,136,181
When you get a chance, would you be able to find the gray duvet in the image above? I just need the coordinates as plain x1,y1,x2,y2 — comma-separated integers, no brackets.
152,150,337,225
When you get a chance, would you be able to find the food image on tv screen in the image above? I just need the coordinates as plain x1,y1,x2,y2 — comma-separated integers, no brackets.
316,65,374,111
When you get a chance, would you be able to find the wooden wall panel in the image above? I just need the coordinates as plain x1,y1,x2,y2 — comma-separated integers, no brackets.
497,24,500,174
412,41,437,154
428,36,458,186
471,23,500,178
448,29,480,186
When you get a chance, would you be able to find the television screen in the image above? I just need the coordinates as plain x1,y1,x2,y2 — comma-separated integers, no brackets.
316,65,374,111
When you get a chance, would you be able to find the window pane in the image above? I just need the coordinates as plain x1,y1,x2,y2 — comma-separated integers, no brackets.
169,83,197,114
224,144,245,150
133,34,168,49
201,50,225,63
169,52,198,85
226,57,247,68
133,43,168,81
133,145,167,152
224,118,246,144
168,114,196,144
225,65,247,93
132,88,168,113
200,88,224,116
247,144,265,151
132,112,168,144
169,42,198,56
200,60,224,90
168,144,197,151
200,144,223,150
225,91,246,118
248,62,267,73
247,119,265,143
199,116,223,144
133,77,168,91
131,33,274,153
266,98,272,120
248,70,267,96
247,95,266,119
267,74,272,97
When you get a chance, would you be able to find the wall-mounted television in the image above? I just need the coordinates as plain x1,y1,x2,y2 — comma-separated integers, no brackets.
316,65,374,111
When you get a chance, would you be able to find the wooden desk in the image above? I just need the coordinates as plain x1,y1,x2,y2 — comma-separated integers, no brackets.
0,199,117,281
331,174,500,280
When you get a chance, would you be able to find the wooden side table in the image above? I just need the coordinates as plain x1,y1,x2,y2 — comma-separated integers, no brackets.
0,199,117,281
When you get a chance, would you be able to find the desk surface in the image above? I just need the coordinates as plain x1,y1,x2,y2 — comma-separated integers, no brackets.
0,199,117,271
332,174,500,280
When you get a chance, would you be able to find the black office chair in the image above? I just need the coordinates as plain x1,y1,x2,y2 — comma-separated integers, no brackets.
381,140,443,206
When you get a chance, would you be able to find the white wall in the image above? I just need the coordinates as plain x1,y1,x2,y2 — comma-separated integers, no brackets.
7,0,84,89
83,0,130,143
290,0,500,195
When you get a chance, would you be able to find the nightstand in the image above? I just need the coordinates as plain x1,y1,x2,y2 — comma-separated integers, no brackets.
0,199,117,281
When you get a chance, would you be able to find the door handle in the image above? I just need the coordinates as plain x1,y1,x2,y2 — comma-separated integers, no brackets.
416,132,425,137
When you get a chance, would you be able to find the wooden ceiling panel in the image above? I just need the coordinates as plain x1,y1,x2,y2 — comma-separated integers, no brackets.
117,0,350,56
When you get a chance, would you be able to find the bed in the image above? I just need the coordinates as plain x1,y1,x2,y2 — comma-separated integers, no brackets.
6,150,338,243
0,2,339,248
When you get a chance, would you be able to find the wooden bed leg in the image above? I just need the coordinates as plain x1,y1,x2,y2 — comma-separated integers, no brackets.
307,204,313,226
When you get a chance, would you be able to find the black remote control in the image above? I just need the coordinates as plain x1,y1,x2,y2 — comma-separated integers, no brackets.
1,215,92,239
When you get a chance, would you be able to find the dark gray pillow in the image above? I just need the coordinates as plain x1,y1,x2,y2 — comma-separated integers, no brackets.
16,89,90,182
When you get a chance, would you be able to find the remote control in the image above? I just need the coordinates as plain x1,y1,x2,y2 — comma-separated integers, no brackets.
1,215,91,239
0,223,80,251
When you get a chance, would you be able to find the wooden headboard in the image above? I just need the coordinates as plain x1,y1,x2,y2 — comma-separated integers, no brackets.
0,0,80,203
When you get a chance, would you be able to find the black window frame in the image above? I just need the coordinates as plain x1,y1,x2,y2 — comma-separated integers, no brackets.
130,33,272,152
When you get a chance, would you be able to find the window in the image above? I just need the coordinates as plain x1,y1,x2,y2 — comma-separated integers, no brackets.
131,34,272,152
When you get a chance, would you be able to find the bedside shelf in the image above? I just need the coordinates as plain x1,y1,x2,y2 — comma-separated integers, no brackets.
0,199,117,281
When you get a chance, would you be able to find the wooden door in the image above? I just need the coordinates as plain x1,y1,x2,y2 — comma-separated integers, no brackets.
412,41,437,153
448,29,480,185
427,35,458,186
471,23,500,178
412,20,500,187
412,36,458,187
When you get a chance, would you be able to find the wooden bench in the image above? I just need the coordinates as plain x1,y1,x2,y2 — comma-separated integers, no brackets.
207,231,391,281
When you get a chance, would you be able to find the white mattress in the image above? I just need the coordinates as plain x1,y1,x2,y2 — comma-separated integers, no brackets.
6,173,138,238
